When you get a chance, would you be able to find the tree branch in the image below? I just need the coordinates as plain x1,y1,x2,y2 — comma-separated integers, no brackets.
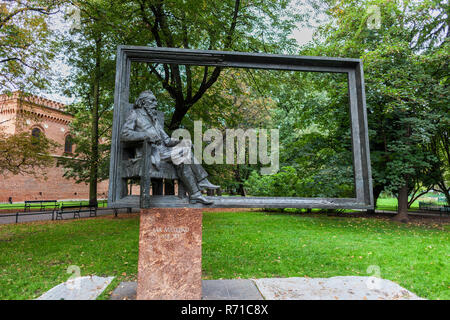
187,0,241,105
0,5,59,29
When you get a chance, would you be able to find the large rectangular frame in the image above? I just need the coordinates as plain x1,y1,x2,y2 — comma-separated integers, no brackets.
108,46,373,210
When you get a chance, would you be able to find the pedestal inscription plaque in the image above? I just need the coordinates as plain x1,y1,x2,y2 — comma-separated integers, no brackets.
137,208,203,300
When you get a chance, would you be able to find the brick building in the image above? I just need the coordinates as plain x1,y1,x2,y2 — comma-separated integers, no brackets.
0,92,109,203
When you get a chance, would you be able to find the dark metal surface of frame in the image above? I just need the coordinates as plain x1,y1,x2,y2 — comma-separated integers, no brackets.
108,46,373,210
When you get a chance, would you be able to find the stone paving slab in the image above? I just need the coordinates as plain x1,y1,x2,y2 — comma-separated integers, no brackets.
109,280,264,300
46,276,423,300
253,276,424,300
36,276,114,300
202,279,263,300
110,277,423,300
110,281,137,300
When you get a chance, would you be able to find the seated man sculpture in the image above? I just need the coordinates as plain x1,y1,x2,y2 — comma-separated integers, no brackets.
120,90,219,205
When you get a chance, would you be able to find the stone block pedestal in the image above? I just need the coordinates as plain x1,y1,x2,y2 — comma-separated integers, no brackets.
137,208,203,300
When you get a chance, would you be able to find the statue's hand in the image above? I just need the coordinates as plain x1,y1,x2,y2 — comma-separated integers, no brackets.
166,138,180,147
144,133,162,145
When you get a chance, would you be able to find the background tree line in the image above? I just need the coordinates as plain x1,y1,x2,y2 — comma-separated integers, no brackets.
0,0,448,223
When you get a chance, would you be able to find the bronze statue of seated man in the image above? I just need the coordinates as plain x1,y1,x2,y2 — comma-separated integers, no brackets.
120,90,219,204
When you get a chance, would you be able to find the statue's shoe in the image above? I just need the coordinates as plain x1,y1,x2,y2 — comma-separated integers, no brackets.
198,179,220,190
189,193,213,205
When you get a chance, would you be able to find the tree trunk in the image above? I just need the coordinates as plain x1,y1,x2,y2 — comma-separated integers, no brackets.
394,121,412,222
367,185,383,214
234,165,246,196
436,181,450,205
394,184,409,222
444,191,450,206
168,101,190,131
89,37,101,207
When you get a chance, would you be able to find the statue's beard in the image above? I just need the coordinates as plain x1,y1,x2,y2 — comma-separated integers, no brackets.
144,107,157,121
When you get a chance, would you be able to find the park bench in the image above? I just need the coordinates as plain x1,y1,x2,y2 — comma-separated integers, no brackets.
419,201,450,218
440,205,450,217
24,200,58,212
418,201,441,211
55,203,97,220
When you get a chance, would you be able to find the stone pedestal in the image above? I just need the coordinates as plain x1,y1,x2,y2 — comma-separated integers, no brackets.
137,208,203,300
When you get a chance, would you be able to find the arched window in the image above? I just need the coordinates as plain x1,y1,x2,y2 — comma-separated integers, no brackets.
31,127,41,138
64,135,73,153
31,128,41,144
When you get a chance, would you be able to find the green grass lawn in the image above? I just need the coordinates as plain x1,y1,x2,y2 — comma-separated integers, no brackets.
376,197,420,210
0,211,448,300
376,196,448,211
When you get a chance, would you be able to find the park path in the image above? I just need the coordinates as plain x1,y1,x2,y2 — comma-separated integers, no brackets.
0,207,445,225
0,207,251,225
0,208,138,225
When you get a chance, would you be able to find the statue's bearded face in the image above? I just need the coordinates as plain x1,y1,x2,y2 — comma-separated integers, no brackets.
142,96,157,115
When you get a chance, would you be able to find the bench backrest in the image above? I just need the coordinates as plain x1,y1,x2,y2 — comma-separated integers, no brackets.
61,203,97,209
25,200,57,204
24,200,58,212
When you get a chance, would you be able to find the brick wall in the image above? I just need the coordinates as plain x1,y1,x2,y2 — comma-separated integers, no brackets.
0,167,109,202
0,92,109,203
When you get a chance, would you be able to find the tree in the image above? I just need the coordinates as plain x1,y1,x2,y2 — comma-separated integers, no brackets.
243,71,355,199
0,125,57,176
94,0,300,130
431,127,450,204
58,0,303,203
427,45,450,204
303,0,448,221
57,0,116,206
0,2,62,180
0,0,62,93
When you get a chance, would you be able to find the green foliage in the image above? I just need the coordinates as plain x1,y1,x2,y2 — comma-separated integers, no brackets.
0,126,58,176
96,0,302,129
245,166,298,197
243,70,354,198
56,0,117,186
54,0,448,206
57,0,303,193
245,164,354,198
0,0,62,93
301,0,449,210
56,103,112,183
0,2,62,179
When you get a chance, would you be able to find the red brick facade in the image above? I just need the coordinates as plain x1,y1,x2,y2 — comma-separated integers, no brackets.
0,92,109,203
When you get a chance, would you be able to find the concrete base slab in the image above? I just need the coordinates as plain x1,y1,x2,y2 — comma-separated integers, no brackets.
109,276,424,300
37,276,114,300
253,276,424,300
109,280,264,300
109,281,137,300
202,280,263,300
